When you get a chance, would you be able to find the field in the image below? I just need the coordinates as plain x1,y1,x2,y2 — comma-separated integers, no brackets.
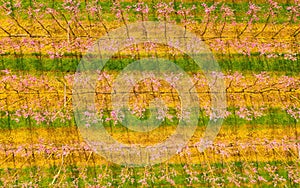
0,0,299,187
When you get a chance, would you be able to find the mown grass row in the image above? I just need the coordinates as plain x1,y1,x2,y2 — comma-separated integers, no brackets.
0,161,298,187
1,53,299,74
